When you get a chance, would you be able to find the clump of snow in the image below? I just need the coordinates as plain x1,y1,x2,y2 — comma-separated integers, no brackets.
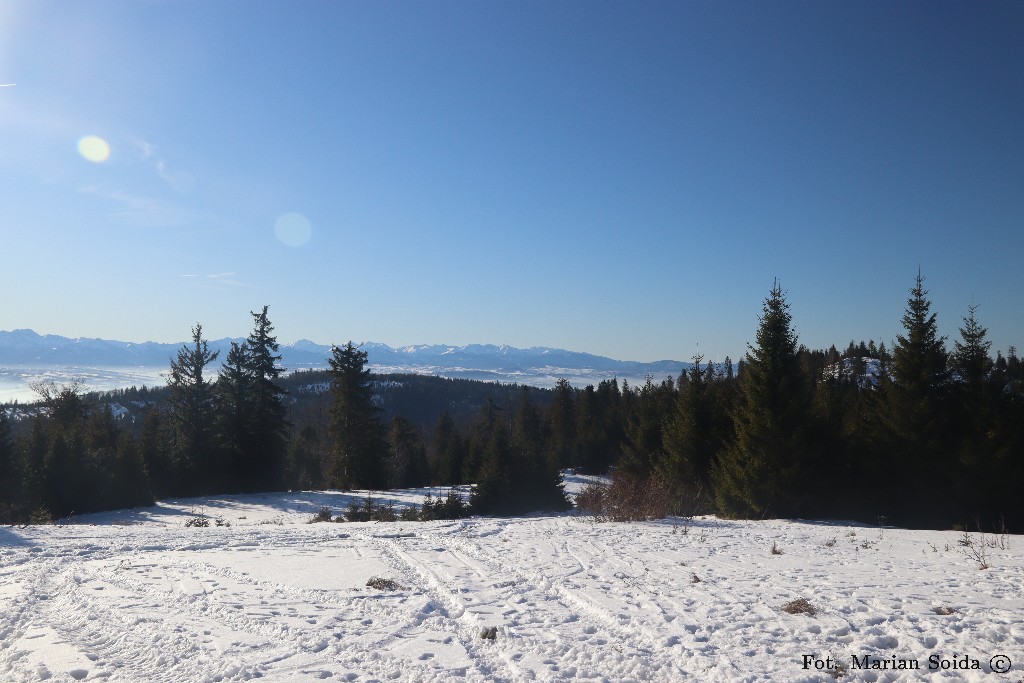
1,489,1022,682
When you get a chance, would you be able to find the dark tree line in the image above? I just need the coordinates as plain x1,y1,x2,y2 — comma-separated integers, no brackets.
0,306,569,522
595,274,1023,530
0,381,152,521
2,275,1022,530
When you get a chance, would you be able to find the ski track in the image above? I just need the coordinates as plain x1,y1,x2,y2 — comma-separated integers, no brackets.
2,497,1024,682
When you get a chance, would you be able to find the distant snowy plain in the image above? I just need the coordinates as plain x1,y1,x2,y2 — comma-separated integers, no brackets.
2,475,1022,682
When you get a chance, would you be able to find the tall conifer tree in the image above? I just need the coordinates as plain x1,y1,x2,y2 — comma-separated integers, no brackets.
953,304,992,388
951,303,996,514
244,306,289,491
0,410,21,521
387,416,429,489
872,271,953,525
430,411,465,485
167,324,220,491
327,342,385,489
662,352,716,494
215,340,252,489
712,281,815,518
546,378,578,470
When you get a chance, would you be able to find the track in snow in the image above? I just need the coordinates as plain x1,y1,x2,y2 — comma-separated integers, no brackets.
2,492,1024,682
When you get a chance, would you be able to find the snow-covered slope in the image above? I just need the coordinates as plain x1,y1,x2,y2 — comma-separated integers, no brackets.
2,487,1021,682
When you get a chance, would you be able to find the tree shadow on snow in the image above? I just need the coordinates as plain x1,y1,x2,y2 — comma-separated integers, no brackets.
0,526,34,548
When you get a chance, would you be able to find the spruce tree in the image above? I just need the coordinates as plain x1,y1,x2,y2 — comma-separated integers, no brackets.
327,342,386,490
468,400,513,514
386,416,428,489
167,324,220,491
891,271,949,395
573,379,625,474
620,376,673,477
951,304,996,516
139,409,175,498
952,304,992,388
662,352,716,494
430,411,465,485
712,281,816,518
990,347,1024,528
215,340,252,491
110,434,154,510
546,378,578,470
243,306,289,492
512,387,570,512
872,271,953,526
473,388,570,515
0,410,22,521
44,433,87,519
287,424,324,490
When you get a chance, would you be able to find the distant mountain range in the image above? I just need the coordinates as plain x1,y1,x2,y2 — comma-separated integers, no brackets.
0,329,689,389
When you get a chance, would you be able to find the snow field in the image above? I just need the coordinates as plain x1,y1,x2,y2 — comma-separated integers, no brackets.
1,487,1023,682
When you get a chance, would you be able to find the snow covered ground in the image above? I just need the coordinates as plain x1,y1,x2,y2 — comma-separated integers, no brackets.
2,479,1022,682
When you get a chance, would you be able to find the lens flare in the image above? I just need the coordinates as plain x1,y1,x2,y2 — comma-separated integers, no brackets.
78,135,111,163
274,212,312,247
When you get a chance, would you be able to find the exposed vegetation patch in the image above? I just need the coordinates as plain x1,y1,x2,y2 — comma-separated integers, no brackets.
781,598,817,616
576,471,671,522
365,577,403,591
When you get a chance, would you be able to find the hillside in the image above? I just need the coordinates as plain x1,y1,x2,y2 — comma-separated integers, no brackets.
1,486,1021,682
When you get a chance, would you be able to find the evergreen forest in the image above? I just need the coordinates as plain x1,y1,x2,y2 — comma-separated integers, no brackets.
1,274,1022,531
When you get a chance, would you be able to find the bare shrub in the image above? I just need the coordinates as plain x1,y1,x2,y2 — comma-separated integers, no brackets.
575,482,607,518
184,516,209,528
576,471,671,522
957,529,990,570
770,541,782,555
781,598,817,616
997,515,1011,550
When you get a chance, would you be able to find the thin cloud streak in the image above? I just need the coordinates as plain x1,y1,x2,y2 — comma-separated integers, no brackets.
128,136,196,193
175,272,251,289
78,185,201,228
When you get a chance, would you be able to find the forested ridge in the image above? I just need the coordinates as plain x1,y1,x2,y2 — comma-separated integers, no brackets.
2,273,1022,530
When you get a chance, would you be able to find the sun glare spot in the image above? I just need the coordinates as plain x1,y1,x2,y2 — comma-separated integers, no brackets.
78,135,111,163
274,212,312,247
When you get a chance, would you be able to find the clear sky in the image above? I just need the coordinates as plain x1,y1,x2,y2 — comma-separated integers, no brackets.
2,1,1022,363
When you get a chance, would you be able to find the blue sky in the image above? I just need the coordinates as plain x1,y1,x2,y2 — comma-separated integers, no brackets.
2,1,1022,363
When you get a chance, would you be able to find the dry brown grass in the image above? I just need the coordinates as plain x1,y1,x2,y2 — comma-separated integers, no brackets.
781,598,817,616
